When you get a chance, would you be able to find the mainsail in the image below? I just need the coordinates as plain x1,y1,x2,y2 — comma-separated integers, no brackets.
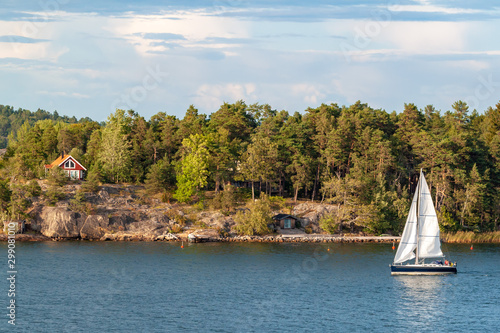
393,170,443,264
416,173,443,259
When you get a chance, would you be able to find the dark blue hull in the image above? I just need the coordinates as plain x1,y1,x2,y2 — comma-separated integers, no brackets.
390,264,457,275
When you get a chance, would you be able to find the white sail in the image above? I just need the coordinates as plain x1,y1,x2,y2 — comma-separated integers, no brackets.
393,188,418,264
416,172,443,259
393,170,443,264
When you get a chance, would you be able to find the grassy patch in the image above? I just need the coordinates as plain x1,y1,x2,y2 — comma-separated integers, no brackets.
442,231,500,243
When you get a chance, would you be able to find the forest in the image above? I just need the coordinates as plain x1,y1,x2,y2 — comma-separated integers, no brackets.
0,100,499,235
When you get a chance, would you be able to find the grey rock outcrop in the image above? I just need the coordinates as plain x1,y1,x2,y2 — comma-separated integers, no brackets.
196,211,235,229
292,203,337,232
80,215,109,239
31,203,174,239
127,212,171,236
38,207,85,238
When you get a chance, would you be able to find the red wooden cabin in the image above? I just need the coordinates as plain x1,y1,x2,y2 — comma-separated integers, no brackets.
45,154,87,180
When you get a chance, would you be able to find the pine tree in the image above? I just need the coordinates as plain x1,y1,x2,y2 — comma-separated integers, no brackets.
145,156,174,194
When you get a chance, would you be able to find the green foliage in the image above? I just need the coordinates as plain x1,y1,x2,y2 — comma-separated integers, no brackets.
210,186,238,215
81,169,101,193
287,153,313,202
70,189,86,212
0,104,82,149
68,147,84,165
145,156,174,194
27,179,42,197
1,99,500,234
208,101,257,192
0,180,12,213
194,220,208,229
161,191,172,203
268,195,286,211
47,167,68,186
6,154,34,181
45,186,66,205
319,215,338,234
217,226,230,238
438,206,459,232
237,134,278,200
9,184,31,219
234,195,273,236
193,200,205,211
85,129,102,167
98,109,132,183
174,134,210,203
367,174,405,234
166,210,187,226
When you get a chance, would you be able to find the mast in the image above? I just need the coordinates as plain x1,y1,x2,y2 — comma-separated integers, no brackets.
415,168,422,265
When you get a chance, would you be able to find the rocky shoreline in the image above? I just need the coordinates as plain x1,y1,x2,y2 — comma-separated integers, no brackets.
5,183,495,244
3,233,496,243
0,232,400,243
4,183,366,243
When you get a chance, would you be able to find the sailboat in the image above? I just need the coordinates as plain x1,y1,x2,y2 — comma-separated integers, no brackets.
390,169,457,275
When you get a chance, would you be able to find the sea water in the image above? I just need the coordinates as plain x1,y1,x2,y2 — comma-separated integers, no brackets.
2,241,499,332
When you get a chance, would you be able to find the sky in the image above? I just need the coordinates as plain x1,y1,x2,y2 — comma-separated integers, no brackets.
1,0,500,122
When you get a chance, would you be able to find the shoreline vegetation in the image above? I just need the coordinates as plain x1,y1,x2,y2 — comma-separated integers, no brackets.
441,231,500,244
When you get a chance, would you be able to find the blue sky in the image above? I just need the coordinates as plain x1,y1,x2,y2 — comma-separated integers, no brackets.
1,0,500,121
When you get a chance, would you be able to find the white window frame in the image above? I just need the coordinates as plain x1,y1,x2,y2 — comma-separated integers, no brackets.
65,160,75,169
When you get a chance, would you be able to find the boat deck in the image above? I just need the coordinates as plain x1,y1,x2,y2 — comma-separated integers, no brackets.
390,263,457,275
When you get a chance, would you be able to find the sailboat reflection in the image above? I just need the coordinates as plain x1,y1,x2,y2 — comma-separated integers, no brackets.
394,276,445,326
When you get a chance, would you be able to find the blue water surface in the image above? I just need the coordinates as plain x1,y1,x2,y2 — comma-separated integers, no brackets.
2,241,499,332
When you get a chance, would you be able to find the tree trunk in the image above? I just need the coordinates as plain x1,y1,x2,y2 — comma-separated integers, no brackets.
460,188,469,227
311,164,320,201
435,183,439,210
251,181,255,201
279,177,283,197
215,166,220,193
294,186,299,202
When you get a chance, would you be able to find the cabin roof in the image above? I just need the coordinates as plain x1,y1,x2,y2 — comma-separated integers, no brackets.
272,214,299,220
45,154,87,170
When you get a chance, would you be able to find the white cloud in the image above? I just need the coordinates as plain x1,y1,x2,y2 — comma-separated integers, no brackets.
36,90,90,99
388,4,488,15
105,11,251,56
1,2,500,121
381,21,466,53
291,84,326,105
194,83,258,110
